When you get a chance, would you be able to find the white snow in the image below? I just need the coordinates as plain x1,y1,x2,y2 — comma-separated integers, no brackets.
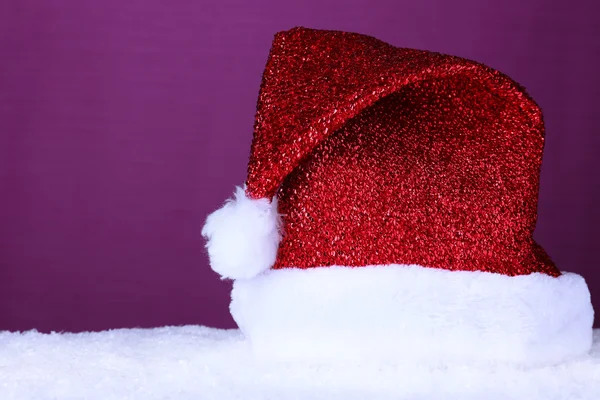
1,325,599,400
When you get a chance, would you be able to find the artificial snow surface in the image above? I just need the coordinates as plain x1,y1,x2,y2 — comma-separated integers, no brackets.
1,326,599,400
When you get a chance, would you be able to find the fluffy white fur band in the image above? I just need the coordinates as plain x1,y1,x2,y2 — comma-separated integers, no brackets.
201,186,281,280
231,264,594,366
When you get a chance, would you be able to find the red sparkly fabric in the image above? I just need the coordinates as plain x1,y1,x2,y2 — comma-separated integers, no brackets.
246,27,559,277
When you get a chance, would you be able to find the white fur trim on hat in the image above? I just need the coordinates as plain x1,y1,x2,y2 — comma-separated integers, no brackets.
230,264,594,366
201,186,282,280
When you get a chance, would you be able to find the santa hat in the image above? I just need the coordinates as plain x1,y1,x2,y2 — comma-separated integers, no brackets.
202,27,594,366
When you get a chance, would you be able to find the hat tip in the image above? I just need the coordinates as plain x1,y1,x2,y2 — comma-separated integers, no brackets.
202,186,282,280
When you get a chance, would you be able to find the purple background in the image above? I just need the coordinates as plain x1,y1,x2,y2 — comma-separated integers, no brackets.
1,0,598,332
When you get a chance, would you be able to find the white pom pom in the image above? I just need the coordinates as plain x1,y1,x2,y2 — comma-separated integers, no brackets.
201,186,282,280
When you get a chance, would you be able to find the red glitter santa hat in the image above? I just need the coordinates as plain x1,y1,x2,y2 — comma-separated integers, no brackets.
202,27,594,366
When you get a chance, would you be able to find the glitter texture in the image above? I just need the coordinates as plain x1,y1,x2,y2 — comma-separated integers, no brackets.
245,27,559,277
